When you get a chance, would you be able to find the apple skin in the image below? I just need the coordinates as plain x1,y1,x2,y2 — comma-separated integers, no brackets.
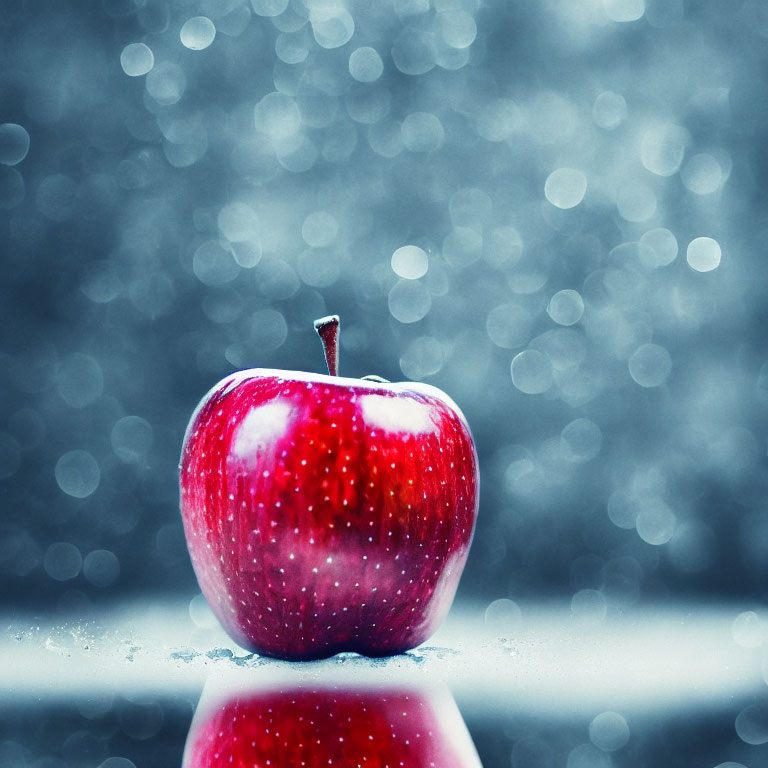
182,681,482,768
179,368,478,660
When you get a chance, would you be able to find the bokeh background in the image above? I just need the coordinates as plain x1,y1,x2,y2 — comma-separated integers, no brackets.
1,0,767,620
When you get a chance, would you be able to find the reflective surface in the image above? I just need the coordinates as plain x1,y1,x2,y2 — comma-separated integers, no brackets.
2,600,768,766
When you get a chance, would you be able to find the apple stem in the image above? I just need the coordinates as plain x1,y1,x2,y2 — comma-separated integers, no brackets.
314,315,340,377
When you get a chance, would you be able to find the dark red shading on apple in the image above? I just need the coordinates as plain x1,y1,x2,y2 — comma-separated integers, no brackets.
183,684,482,768
179,316,478,660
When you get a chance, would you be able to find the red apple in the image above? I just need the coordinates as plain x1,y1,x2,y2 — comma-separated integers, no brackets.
183,679,482,768
179,316,478,660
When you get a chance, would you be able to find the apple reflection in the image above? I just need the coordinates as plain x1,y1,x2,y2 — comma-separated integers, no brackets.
183,677,481,767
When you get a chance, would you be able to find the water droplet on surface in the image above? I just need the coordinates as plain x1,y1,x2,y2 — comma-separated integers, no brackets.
180,16,216,50
120,43,154,76
547,289,584,325
545,168,587,209
349,46,384,82
628,343,672,387
589,711,630,751
0,123,30,166
686,236,721,272
391,245,428,280
44,542,83,581
83,549,120,588
592,91,627,130
511,350,553,394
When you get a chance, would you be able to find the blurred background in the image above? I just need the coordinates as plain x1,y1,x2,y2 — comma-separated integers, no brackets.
1,0,767,620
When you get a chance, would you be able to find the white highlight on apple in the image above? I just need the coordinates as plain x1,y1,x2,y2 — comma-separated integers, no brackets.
360,394,436,435
233,401,293,462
